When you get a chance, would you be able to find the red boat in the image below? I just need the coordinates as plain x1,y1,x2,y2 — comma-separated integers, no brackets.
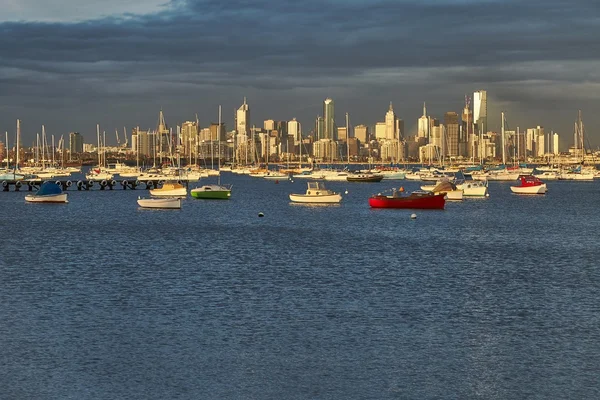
369,190,446,209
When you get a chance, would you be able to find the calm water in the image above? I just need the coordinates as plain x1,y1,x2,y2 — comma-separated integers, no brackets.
1,173,599,399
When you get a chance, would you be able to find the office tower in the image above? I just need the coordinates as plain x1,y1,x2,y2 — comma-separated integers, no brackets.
473,90,487,136
264,119,275,131
553,132,559,155
323,98,335,140
354,125,369,143
444,112,459,157
316,116,324,141
417,102,428,138
337,127,347,141
288,118,301,145
236,97,250,136
385,102,397,140
69,132,84,154
375,122,387,140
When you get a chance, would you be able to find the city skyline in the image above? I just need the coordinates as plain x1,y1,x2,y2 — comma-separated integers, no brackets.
1,1,599,148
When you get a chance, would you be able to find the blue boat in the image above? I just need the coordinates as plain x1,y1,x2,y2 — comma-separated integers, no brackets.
25,182,68,203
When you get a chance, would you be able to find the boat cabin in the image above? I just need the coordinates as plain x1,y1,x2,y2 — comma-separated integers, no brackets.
306,181,330,195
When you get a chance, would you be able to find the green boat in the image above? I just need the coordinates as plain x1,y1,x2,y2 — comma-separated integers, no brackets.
190,184,232,200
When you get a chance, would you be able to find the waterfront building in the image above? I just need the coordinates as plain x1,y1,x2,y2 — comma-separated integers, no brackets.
237,98,250,136
69,132,84,155
380,139,404,162
347,137,359,158
181,121,198,158
323,98,336,140
417,102,428,139
264,119,275,131
209,123,226,142
537,130,546,158
473,90,487,137
316,116,324,141
313,138,338,161
553,133,559,155
354,125,369,143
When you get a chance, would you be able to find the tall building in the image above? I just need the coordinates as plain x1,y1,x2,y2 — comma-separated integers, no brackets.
264,119,275,131
417,102,428,139
323,98,335,140
444,112,459,157
337,127,347,141
354,125,369,143
69,132,84,155
236,97,250,136
553,132,559,155
181,121,198,157
473,90,487,136
316,116,324,141
375,122,387,140
385,102,397,140
288,118,301,145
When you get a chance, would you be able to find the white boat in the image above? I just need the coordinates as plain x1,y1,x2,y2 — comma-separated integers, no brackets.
422,180,463,200
289,182,342,204
455,180,488,197
263,171,289,180
25,182,68,203
149,182,187,198
510,175,547,194
137,197,181,209
534,171,559,180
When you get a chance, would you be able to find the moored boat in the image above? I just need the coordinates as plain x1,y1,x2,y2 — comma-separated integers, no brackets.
190,184,232,199
368,189,445,209
25,181,68,203
347,173,384,182
149,182,187,198
137,197,181,209
289,182,342,203
510,175,547,194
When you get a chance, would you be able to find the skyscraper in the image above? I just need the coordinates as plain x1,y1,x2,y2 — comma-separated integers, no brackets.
553,132,559,155
444,112,459,157
236,97,250,136
385,102,397,140
323,98,335,140
69,132,84,154
417,102,428,139
288,118,301,145
473,90,487,136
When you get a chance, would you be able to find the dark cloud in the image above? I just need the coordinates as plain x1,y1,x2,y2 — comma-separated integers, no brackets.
1,0,599,148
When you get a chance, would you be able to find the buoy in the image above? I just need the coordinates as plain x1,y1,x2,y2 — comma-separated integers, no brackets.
275,180,279,184
290,180,294,183
486,193,490,197
410,213,417,220
344,190,348,194
258,212,264,217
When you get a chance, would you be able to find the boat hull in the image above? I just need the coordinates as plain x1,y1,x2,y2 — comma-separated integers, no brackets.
190,185,231,199
289,193,342,203
137,198,181,209
347,175,384,182
369,193,446,209
25,193,68,203
510,184,547,194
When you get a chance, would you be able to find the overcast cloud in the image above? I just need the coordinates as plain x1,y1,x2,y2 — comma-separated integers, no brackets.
1,0,599,148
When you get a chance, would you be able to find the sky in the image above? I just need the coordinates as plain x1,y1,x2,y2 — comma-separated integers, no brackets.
1,0,599,150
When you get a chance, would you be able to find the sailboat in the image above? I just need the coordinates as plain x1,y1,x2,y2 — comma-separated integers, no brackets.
191,105,233,199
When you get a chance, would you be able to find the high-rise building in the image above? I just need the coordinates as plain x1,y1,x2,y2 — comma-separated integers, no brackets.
316,116,324,141
288,118,301,145
236,97,250,136
323,98,335,140
181,121,198,157
337,127,347,141
69,132,84,155
264,119,275,131
354,125,369,143
444,112,459,157
0,141,5,162
417,102,428,139
385,102,397,140
375,122,387,140
473,90,487,136
553,132,559,155
209,123,226,141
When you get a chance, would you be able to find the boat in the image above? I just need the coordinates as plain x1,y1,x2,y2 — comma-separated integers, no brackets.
427,180,463,200
510,175,547,194
25,181,68,203
368,189,445,209
347,173,384,182
137,197,181,209
263,171,289,180
190,184,232,199
455,179,488,197
289,182,342,203
149,182,187,198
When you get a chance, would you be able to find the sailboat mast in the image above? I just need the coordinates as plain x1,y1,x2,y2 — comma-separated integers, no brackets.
5,131,8,169
52,134,55,166
96,124,100,167
517,127,520,163
15,119,20,169
41,125,46,169
501,111,506,165
218,105,222,184
345,112,349,167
